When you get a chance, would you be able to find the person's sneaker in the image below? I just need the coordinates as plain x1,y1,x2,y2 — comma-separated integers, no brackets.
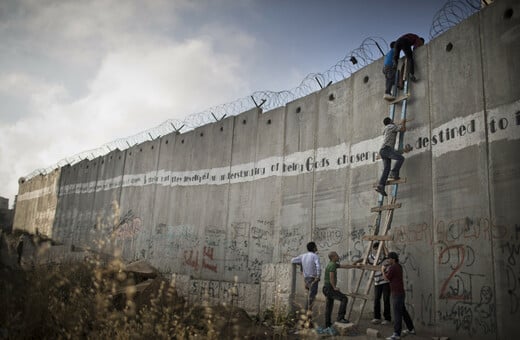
371,318,382,324
381,319,391,325
337,318,350,324
375,185,387,196
325,327,338,335
388,173,400,181
386,334,401,340
402,329,416,335
384,93,395,101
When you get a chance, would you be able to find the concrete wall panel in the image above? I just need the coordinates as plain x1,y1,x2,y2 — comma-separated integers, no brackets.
348,60,385,265
429,14,495,339
481,1,520,337
73,158,101,249
52,165,73,243
247,106,285,289
148,133,177,273
117,139,161,260
481,0,520,108
90,149,126,248
279,93,317,262
24,175,44,234
199,118,233,281
155,130,197,274
179,128,207,278
34,169,60,237
151,120,234,278
314,79,352,290
12,177,32,232
225,108,260,283
280,93,318,306
64,160,87,248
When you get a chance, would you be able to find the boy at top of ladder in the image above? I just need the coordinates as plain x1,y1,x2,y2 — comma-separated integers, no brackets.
393,33,424,82
383,41,397,101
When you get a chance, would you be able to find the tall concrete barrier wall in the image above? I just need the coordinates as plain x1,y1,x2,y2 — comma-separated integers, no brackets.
12,1,520,338
14,169,60,237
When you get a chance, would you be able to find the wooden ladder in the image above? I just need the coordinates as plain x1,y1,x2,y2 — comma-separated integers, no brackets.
344,62,412,325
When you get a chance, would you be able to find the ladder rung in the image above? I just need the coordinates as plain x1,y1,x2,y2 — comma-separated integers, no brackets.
370,203,402,212
372,178,407,187
362,235,393,241
347,292,370,300
387,93,410,105
352,264,381,271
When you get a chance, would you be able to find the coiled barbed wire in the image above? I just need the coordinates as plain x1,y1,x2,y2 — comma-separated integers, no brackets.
23,37,389,180
430,0,483,39
23,0,488,181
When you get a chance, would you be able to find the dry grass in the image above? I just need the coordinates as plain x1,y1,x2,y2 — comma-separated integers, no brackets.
0,253,275,339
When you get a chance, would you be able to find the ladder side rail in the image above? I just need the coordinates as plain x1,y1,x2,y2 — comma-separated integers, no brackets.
354,270,376,324
346,269,375,324
346,236,377,319
374,194,384,234
380,197,397,236
347,266,370,318
392,78,410,198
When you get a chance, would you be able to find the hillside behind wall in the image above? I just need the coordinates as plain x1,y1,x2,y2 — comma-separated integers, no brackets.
12,1,520,338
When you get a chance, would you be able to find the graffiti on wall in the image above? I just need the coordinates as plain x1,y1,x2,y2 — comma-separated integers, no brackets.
437,285,496,335
113,209,142,238
280,226,305,262
392,217,514,246
346,226,367,262
314,225,343,248
248,219,275,283
189,279,252,307
202,227,226,273
225,222,249,273
388,217,518,335
505,263,520,314
435,245,496,335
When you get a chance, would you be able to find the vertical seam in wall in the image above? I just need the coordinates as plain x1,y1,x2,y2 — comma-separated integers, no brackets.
117,151,128,212
146,139,162,261
88,161,100,243
279,105,289,262
344,83,350,256
223,118,235,275
426,40,438,329
252,108,262,313
477,10,498,339
311,94,318,234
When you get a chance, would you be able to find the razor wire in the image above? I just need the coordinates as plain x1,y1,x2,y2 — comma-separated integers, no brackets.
430,0,485,39
24,0,487,181
23,36,389,180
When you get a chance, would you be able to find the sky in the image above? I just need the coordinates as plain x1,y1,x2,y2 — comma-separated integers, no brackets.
0,0,448,207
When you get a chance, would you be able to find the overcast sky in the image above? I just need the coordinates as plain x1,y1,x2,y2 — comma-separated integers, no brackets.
0,0,447,206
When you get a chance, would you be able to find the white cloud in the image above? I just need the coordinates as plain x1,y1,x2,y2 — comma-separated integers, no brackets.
0,13,256,205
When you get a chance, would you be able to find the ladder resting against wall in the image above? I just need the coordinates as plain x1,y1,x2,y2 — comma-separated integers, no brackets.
343,60,412,326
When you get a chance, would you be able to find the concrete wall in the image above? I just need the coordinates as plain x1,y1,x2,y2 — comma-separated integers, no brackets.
12,1,520,338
